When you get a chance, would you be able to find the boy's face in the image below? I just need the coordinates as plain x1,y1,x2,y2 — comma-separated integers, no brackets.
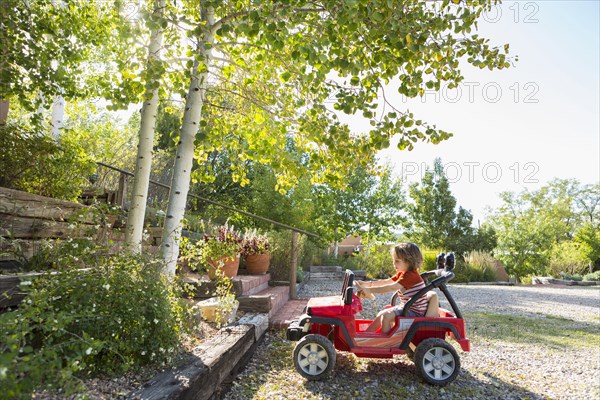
393,256,409,272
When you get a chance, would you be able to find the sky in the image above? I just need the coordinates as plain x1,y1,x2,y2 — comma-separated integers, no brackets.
371,0,600,224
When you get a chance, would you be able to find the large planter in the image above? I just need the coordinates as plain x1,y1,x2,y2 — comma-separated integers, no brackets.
244,254,271,274
208,254,240,279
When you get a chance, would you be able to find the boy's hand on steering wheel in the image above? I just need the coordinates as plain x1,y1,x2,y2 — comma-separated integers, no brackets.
358,288,376,300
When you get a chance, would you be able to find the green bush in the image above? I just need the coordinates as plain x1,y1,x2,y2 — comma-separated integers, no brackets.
583,271,600,281
267,230,305,281
0,254,189,398
560,272,583,281
0,122,94,201
352,244,394,279
451,254,498,283
422,249,441,271
549,241,589,277
520,275,534,285
317,253,362,270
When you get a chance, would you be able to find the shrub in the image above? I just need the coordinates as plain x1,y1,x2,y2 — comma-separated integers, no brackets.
451,253,498,283
583,271,600,281
0,254,189,398
267,230,306,281
317,253,362,270
353,244,394,279
421,249,441,271
463,251,498,282
520,275,534,285
0,122,94,201
549,241,589,277
560,272,583,281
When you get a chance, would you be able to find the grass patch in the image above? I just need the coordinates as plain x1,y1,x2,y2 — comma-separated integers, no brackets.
466,312,600,350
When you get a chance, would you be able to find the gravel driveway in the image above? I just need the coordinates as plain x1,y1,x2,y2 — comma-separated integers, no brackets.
224,280,600,400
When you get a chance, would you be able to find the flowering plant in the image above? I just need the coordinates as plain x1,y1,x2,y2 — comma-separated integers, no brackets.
241,230,271,257
182,222,242,270
201,223,242,263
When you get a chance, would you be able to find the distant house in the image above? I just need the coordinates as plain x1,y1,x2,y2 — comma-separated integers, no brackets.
330,235,364,256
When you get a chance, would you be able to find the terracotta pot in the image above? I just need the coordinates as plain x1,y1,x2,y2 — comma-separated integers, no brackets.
208,254,240,279
244,254,271,274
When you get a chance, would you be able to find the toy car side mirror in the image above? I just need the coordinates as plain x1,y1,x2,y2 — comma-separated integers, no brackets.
436,252,446,269
445,252,455,271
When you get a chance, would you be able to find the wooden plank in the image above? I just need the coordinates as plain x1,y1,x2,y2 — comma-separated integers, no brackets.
0,273,37,308
0,214,92,239
237,294,271,313
130,325,255,400
0,187,87,221
0,239,38,260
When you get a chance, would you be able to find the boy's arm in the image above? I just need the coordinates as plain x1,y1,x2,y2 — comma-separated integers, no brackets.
361,278,395,288
357,280,403,295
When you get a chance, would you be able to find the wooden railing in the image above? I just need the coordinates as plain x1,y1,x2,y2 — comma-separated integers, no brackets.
97,162,321,299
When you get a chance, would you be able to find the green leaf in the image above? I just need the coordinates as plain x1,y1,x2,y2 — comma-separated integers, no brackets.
281,71,291,82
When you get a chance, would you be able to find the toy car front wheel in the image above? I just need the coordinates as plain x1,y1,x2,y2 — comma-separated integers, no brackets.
293,334,336,380
414,338,460,386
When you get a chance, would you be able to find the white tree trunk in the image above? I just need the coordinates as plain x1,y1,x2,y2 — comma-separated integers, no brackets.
333,227,339,257
125,0,166,253
160,8,215,276
50,95,65,139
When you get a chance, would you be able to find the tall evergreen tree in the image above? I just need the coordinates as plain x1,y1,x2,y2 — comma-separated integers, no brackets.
406,158,474,252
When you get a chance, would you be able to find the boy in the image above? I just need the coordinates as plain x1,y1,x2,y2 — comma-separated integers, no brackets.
356,242,428,334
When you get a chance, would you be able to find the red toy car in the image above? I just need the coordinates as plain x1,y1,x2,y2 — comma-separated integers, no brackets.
287,269,469,385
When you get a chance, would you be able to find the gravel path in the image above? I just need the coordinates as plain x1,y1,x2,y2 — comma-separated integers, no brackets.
224,280,600,400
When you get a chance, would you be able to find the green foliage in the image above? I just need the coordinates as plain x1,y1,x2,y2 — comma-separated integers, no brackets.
421,249,441,271
559,272,583,281
266,230,307,281
489,179,593,279
549,241,589,277
184,0,512,192
406,159,475,255
0,123,94,201
574,222,600,266
1,0,133,113
313,164,406,243
0,254,188,398
317,253,363,270
181,222,242,271
464,251,498,281
452,254,498,283
208,268,239,327
583,271,600,281
354,244,395,279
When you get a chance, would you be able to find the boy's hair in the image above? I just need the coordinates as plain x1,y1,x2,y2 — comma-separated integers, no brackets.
391,243,423,271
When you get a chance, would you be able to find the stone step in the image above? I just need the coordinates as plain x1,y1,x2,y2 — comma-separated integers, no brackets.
310,265,343,273
238,285,289,318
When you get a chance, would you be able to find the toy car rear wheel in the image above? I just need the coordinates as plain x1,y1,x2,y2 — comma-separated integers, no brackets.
293,334,336,380
414,338,460,386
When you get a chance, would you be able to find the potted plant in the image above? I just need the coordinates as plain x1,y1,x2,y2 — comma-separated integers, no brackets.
194,223,242,279
242,230,271,274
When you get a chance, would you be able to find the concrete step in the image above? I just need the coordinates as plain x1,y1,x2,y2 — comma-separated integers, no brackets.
238,285,289,318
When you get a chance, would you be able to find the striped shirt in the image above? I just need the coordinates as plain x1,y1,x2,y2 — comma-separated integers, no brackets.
391,270,428,315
